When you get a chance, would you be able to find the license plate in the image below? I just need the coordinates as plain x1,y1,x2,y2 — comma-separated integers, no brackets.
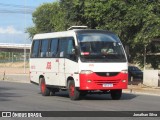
103,83,113,87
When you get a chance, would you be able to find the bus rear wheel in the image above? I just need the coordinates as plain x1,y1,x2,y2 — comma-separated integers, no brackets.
110,89,122,100
68,80,80,100
39,78,50,96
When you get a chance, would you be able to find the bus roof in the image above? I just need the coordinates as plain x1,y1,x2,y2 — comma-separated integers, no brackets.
33,29,114,40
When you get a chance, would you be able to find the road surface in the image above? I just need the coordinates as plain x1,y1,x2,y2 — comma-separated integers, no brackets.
0,81,160,120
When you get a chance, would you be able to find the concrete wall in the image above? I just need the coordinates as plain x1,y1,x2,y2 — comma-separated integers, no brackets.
143,70,160,87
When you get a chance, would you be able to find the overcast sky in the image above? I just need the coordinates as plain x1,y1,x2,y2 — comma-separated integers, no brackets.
0,0,56,44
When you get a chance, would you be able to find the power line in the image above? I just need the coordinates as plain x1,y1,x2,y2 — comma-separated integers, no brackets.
0,11,33,14
0,3,36,14
0,9,33,14
0,2,36,9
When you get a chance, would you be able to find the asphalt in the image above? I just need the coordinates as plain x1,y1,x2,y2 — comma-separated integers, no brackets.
0,74,160,97
1,81,160,120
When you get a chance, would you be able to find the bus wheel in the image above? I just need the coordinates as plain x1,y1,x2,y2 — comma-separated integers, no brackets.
68,80,80,100
110,89,122,100
39,78,50,96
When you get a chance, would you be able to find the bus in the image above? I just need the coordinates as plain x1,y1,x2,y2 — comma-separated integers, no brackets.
30,26,128,100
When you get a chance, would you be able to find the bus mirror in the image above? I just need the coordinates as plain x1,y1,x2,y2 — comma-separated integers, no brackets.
75,46,80,56
72,48,76,54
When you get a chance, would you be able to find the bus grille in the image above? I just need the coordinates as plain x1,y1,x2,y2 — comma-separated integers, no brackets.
95,72,119,77
93,79,120,86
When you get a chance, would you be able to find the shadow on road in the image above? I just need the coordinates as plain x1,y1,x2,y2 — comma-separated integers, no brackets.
43,91,137,101
80,93,137,101
0,86,22,101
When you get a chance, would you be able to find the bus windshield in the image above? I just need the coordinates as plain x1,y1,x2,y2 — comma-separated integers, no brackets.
77,33,126,62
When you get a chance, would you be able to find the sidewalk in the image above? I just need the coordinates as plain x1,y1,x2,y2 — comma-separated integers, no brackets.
123,84,160,96
0,74,30,83
0,67,29,74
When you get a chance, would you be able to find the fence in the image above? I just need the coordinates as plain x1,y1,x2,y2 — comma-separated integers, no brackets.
0,52,30,75
0,52,30,63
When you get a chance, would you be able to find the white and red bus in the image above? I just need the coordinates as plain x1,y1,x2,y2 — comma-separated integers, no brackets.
30,26,128,100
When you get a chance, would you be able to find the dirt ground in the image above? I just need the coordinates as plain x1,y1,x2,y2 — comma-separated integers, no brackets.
0,62,29,74
0,67,29,74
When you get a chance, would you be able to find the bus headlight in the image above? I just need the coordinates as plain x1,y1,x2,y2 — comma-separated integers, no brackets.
87,80,92,83
122,80,126,83
121,70,128,74
80,70,93,74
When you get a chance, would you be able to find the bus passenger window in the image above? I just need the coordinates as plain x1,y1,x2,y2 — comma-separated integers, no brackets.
50,39,58,57
40,40,49,58
66,38,76,61
57,38,76,60
57,39,68,58
31,40,39,58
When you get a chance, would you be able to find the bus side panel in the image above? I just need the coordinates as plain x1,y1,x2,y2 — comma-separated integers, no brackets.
58,58,65,86
30,58,40,84
30,58,59,85
64,59,79,87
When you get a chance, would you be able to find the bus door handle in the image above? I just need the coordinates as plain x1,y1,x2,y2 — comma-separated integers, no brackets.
74,72,79,74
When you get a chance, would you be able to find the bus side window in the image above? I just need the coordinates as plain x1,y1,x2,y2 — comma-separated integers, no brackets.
66,38,76,61
40,39,49,58
57,38,76,59
57,38,69,58
31,40,39,58
49,38,58,57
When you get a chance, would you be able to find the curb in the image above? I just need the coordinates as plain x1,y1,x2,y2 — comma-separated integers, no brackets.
0,79,30,84
123,89,160,97
0,74,30,84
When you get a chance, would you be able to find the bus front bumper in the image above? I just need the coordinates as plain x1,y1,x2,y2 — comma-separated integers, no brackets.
79,72,128,90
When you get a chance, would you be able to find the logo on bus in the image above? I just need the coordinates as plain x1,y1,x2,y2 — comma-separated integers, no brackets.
46,62,52,69
106,73,110,76
31,65,36,69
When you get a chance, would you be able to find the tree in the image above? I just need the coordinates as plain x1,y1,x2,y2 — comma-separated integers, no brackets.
32,3,56,33
84,0,160,68
26,2,65,38
60,0,86,27
27,0,160,68
26,27,37,39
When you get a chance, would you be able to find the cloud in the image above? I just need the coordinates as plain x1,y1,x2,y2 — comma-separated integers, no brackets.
0,33,31,44
0,26,23,34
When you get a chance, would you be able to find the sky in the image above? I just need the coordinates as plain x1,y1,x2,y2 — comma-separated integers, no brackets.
0,0,56,44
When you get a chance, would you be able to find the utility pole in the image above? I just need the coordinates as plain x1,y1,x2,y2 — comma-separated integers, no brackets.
143,45,147,71
24,0,26,74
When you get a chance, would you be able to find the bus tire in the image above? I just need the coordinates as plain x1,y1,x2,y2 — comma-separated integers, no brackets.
68,80,80,100
110,89,122,100
39,78,50,96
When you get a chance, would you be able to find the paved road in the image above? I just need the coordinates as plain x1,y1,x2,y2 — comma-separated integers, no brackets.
0,81,160,120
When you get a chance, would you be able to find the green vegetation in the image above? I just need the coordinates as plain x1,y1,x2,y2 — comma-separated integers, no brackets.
26,0,160,69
